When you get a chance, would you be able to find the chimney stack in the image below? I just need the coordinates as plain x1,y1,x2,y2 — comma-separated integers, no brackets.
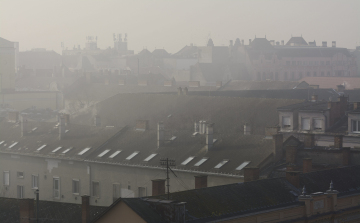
152,179,166,196
21,115,28,137
286,171,300,188
206,123,214,150
334,135,343,149
354,102,360,110
19,199,35,223
241,39,244,45
273,134,284,162
286,146,297,164
244,167,260,182
304,134,315,148
94,115,101,127
342,147,351,166
157,122,164,147
281,40,284,45
136,120,149,131
303,158,312,173
194,175,208,189
337,85,345,92
82,196,90,223
59,115,65,140
332,41,336,48
322,41,327,47
229,40,233,47
311,95,318,102
244,123,251,135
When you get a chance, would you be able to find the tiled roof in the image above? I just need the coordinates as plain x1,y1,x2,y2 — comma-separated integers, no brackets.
277,101,329,111
0,198,106,223
249,38,274,50
152,49,170,58
172,45,198,58
285,37,308,46
298,77,360,90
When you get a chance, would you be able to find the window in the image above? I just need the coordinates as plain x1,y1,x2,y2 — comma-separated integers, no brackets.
194,157,208,167
214,160,229,169
78,147,91,155
327,71,331,76
3,171,9,185
53,178,60,199
126,151,139,160
17,186,24,198
138,187,146,197
37,145,47,151
32,175,39,189
144,153,157,162
62,147,72,154
113,184,121,202
98,149,110,158
236,161,251,171
8,142,18,149
282,116,291,128
301,118,311,130
92,182,100,197
72,179,80,194
181,156,195,165
286,61,291,65
17,172,24,179
313,119,322,130
109,150,121,159
352,120,360,132
52,147,62,153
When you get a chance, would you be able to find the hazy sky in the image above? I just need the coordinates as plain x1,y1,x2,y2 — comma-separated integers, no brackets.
1,0,359,54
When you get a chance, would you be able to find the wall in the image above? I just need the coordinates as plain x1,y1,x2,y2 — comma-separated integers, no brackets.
0,44,16,91
95,201,146,223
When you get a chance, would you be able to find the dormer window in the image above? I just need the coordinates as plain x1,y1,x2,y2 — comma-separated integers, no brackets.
282,116,291,128
352,120,360,133
313,119,322,130
301,118,310,130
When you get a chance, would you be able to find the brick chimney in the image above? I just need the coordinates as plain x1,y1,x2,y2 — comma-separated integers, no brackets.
157,122,164,148
59,115,65,140
322,41,327,47
286,146,297,164
94,115,101,127
194,175,207,189
337,85,345,92
342,147,351,166
206,123,214,150
82,195,90,223
304,134,315,148
354,102,360,110
334,135,343,149
136,120,149,131
273,134,284,162
152,179,166,196
303,158,312,173
19,199,34,223
244,167,259,182
8,111,19,123
286,171,300,188
20,115,28,137
311,95,318,102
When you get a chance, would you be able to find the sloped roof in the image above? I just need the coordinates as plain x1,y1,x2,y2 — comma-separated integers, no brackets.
138,49,152,57
76,56,96,72
276,47,351,58
0,37,15,48
0,197,106,223
298,77,360,90
172,45,198,58
285,37,308,46
249,38,274,50
222,80,299,90
152,49,170,58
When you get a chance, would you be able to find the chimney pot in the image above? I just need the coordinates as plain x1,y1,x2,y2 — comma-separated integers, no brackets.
303,158,312,173
311,95,318,102
194,175,208,189
332,41,336,47
244,167,259,182
249,39,252,45
152,179,166,196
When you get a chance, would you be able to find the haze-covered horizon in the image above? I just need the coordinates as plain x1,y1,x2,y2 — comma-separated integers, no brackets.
1,0,359,54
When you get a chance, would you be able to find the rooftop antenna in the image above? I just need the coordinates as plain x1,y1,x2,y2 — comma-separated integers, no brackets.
160,158,176,200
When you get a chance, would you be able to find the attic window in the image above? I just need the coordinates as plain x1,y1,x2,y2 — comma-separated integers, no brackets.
214,159,229,169
109,150,121,159
78,147,91,155
37,145,47,151
144,153,157,162
181,156,195,165
0,141,4,145
194,157,208,167
65,130,69,133
62,147,72,154
126,151,139,160
282,116,291,127
52,147,62,153
9,142,18,149
236,161,251,171
170,136,177,141
98,149,110,158
192,132,199,136
31,127,38,132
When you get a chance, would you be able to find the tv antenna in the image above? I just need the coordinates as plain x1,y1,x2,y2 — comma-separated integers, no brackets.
160,158,176,200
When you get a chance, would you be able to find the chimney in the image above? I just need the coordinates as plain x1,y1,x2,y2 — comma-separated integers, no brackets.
303,158,312,173
64,114,70,126
332,41,336,47
342,147,351,166
337,85,345,92
281,40,284,45
286,171,300,188
273,134,284,162
94,115,101,127
229,40,233,47
334,135,343,149
241,39,244,45
311,95,318,102
152,179,166,196
194,175,208,189
304,134,315,148
244,123,251,135
322,41,327,47
354,102,360,110
286,164,296,171
206,123,214,150
177,87,182,95
59,115,65,140
244,167,259,182
276,41,280,46
183,87,188,95
136,120,149,131
270,40,275,46
194,121,199,133
82,195,90,223
157,122,164,147
249,39,252,45
286,146,297,164
8,111,19,123
19,199,34,223
21,115,28,137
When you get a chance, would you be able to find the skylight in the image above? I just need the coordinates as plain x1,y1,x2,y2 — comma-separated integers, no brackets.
52,147,62,153
170,136,177,141
98,149,110,158
194,157,208,167
8,142,18,149
62,147,72,154
236,161,251,171
0,141,4,145
78,147,91,155
109,150,121,159
181,156,195,165
214,159,229,169
144,153,157,162
126,151,139,160
37,145,47,151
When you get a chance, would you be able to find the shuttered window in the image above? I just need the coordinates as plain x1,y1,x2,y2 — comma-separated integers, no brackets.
314,119,322,130
282,116,291,127
3,171,9,186
301,118,310,130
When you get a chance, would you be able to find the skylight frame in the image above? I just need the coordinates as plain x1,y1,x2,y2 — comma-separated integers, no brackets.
144,153,157,162
98,149,110,158
181,156,195,165
8,142,18,149
235,161,251,171
62,147,72,154
37,144,47,151
78,147,91,155
52,147,62,153
214,159,229,169
0,141,4,145
194,157,208,167
109,150,121,159
125,151,139,160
